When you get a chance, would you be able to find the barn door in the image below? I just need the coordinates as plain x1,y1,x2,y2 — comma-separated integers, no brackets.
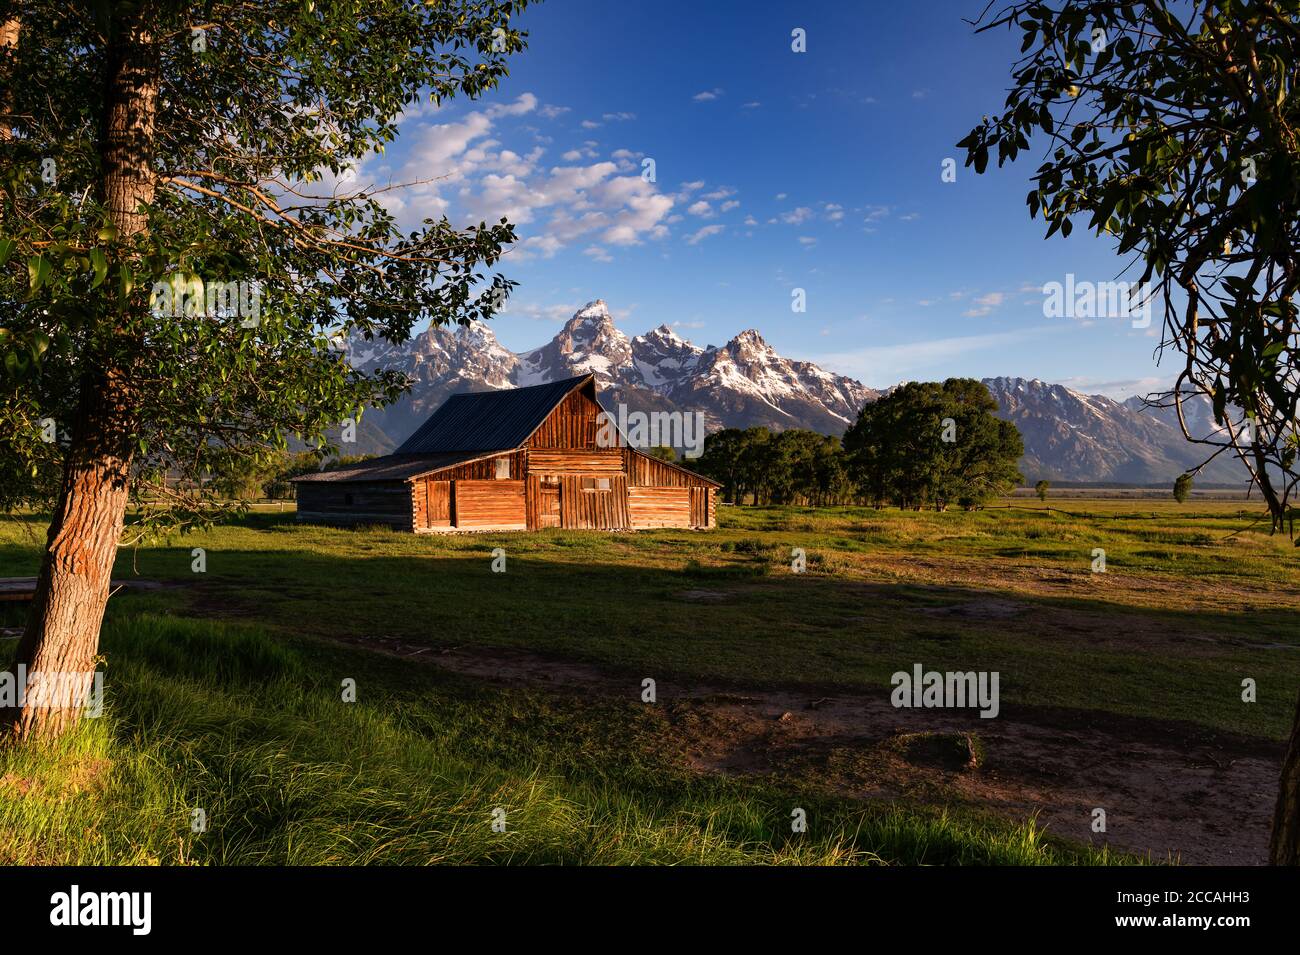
690,487,708,528
425,480,451,528
538,475,561,528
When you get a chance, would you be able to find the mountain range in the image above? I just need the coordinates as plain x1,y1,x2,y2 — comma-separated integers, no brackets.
344,300,1250,486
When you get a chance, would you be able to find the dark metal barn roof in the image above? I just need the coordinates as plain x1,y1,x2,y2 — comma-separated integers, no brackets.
291,450,501,483
394,375,593,453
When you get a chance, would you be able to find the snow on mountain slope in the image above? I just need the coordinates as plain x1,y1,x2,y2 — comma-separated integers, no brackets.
341,302,1252,485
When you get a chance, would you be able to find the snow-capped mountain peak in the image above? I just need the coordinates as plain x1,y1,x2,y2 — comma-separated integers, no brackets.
341,303,1247,485
353,300,880,440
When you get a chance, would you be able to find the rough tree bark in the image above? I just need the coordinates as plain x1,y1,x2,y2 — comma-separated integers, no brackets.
1271,692,1300,864
2,11,157,741
0,18,18,144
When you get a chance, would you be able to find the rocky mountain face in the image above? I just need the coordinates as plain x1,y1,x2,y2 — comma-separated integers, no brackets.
350,300,880,443
984,377,1248,484
344,300,1251,486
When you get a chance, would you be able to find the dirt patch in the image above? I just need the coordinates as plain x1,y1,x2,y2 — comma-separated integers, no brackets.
371,642,1279,865
676,589,732,603
920,599,1027,621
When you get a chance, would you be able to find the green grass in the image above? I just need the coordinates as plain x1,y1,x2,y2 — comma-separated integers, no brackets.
0,612,1114,865
1,497,1290,864
5,498,1292,737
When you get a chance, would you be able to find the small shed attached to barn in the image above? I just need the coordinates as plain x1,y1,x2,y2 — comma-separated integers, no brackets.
292,374,718,532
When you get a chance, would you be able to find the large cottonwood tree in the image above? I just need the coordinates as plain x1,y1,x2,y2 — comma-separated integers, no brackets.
960,0,1300,864
0,0,530,738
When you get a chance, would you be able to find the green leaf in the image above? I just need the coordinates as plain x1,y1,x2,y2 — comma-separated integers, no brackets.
0,238,15,267
90,248,108,288
27,255,50,291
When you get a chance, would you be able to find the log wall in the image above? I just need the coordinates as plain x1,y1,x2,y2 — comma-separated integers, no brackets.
627,486,692,529
452,479,527,529
296,481,414,531
526,448,624,474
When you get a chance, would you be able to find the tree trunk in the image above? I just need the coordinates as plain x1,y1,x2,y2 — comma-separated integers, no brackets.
1271,691,1300,864
2,12,157,741
5,375,136,739
0,18,18,142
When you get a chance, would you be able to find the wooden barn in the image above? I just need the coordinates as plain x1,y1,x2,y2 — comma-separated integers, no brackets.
292,374,718,532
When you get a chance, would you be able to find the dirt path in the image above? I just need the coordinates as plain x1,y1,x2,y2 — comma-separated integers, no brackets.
340,634,1279,865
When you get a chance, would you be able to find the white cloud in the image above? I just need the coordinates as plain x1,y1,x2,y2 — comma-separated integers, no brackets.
378,91,676,258
602,112,636,122
505,301,581,322
539,104,571,119
693,88,724,102
685,224,725,245
781,206,813,225
687,200,714,217
963,292,1006,317
812,327,1058,383
721,200,741,212
486,93,537,118
584,245,613,262
742,101,761,109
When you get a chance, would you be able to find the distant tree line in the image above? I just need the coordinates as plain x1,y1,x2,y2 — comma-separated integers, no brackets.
694,378,1025,510
692,428,853,506
207,450,375,501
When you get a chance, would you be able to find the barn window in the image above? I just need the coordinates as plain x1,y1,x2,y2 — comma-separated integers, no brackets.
343,492,354,505
494,458,510,480
539,474,560,488
581,476,611,492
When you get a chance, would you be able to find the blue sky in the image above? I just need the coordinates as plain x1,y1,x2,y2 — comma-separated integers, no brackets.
354,0,1170,398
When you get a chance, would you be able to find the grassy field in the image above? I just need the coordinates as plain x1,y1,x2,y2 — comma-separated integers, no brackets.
1,497,1295,864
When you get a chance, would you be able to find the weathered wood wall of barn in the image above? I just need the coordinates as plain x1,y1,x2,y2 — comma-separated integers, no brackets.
526,448,623,473
451,479,527,529
412,479,452,530
410,452,524,531
430,451,524,482
624,450,714,488
557,473,630,530
627,486,691,529
525,389,603,448
690,487,714,528
296,481,414,530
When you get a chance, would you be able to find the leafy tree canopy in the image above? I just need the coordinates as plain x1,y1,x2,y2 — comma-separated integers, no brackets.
959,0,1300,529
0,0,531,532
842,379,1024,510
